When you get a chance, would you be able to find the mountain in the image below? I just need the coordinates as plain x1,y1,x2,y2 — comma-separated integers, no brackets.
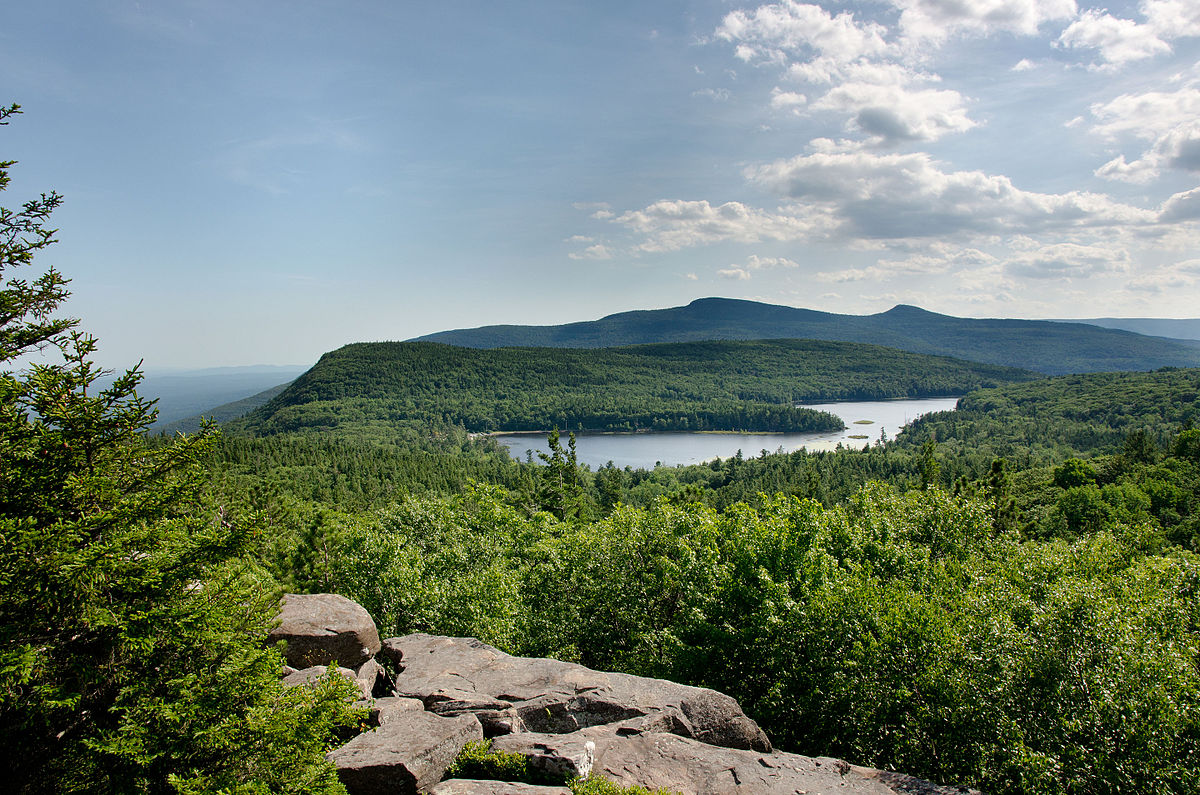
237,338,1038,438
1047,317,1200,343
412,298,1200,375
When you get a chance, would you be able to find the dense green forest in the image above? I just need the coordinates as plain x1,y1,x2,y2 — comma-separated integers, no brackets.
415,296,1200,374
9,106,1200,795
236,338,1035,438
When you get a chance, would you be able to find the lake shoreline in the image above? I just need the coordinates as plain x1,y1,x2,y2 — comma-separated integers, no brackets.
490,397,960,469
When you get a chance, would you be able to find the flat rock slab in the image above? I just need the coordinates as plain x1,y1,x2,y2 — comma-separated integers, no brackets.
387,633,770,752
355,696,425,726
327,710,482,795
495,728,977,795
427,781,572,795
270,593,381,668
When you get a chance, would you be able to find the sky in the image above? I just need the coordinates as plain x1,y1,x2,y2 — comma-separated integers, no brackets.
3,0,1200,370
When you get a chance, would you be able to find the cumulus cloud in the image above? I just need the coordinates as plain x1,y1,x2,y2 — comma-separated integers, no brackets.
718,254,803,279
610,199,825,252
715,2,889,65
814,244,995,283
1058,1,1200,68
1143,0,1200,36
889,0,1077,44
1159,186,1200,221
770,87,808,113
1057,10,1171,66
1127,258,1200,292
1002,242,1132,279
568,244,614,260
745,150,1156,239
715,2,978,146
812,80,975,143
1091,86,1200,181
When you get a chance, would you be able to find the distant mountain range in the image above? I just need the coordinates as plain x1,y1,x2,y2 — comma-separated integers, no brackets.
1047,317,1200,343
413,298,1200,375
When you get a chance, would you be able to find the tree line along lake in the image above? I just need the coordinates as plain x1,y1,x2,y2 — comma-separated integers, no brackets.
493,396,960,469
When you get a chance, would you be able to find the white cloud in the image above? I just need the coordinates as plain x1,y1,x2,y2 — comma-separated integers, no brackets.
744,254,801,269
745,150,1156,240
715,2,890,66
812,80,975,144
889,0,1077,44
693,87,732,101
1003,242,1132,279
1126,258,1200,292
1058,1,1200,69
770,87,808,114
714,3,981,146
1058,10,1171,67
610,199,825,252
1012,58,1037,71
568,244,614,260
1143,0,1200,37
719,254,803,279
1159,186,1200,221
814,244,995,283
1092,87,1200,181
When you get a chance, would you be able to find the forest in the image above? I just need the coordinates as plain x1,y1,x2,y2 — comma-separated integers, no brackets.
235,338,1036,438
5,105,1200,795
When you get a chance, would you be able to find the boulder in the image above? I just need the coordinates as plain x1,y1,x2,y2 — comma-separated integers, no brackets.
270,593,381,669
327,710,483,795
387,634,770,752
427,782,571,795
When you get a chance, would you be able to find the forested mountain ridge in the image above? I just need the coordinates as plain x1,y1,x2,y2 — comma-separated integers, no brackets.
412,297,1200,375
234,338,1038,438
1049,316,1200,342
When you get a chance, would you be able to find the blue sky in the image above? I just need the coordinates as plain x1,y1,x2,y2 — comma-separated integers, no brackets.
3,0,1199,369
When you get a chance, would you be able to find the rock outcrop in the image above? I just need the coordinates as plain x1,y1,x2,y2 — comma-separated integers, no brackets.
275,594,980,795
269,592,381,668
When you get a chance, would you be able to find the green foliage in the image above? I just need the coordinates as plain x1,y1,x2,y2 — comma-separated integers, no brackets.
1052,458,1097,489
323,482,1200,795
236,338,1036,438
899,368,1200,467
0,110,359,794
443,739,543,783
567,775,680,795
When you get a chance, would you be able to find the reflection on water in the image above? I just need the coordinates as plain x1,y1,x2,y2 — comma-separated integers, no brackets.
493,396,959,470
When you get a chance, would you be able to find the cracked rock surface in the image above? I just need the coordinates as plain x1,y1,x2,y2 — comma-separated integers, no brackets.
280,595,980,795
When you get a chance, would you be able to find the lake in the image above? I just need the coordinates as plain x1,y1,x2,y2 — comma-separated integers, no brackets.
493,396,960,470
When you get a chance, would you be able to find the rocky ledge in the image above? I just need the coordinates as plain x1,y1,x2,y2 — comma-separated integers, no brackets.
272,593,980,795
